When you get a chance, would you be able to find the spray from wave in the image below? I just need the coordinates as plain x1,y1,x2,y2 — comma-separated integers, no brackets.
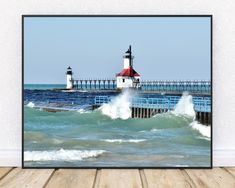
24,149,106,161
172,92,195,117
99,90,133,120
172,92,211,138
26,102,35,108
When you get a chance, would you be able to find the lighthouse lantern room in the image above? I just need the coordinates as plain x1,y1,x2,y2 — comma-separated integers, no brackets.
66,66,74,89
116,45,141,89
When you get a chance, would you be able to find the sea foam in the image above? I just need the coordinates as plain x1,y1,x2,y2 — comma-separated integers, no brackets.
77,109,90,114
102,139,146,143
24,149,106,161
190,121,211,138
26,102,35,108
99,90,133,120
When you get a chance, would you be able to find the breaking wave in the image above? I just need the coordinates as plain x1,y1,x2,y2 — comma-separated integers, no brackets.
99,90,133,120
190,121,211,138
24,149,106,161
26,102,35,108
172,92,195,117
172,93,210,138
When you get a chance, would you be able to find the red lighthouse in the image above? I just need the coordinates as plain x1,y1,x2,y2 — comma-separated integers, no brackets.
116,45,141,89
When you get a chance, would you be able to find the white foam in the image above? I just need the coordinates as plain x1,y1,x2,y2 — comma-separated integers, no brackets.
102,139,146,143
139,129,161,134
52,139,63,144
150,128,160,132
62,90,76,93
190,121,211,138
26,102,35,108
24,149,106,161
99,90,133,120
197,136,211,141
172,92,195,117
77,109,90,114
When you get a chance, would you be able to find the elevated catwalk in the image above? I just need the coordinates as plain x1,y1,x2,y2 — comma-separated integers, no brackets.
71,80,211,95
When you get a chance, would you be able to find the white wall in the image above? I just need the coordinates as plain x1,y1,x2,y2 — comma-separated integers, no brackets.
117,76,135,88
0,0,234,166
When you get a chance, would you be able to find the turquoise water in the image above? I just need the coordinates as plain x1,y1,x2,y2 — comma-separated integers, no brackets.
25,84,66,90
24,84,211,167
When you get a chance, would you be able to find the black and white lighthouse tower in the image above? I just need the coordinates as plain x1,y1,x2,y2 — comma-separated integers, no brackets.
66,66,73,89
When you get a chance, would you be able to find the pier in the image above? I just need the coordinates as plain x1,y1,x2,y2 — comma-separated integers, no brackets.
72,79,116,90
72,79,211,95
93,95,211,125
64,46,211,125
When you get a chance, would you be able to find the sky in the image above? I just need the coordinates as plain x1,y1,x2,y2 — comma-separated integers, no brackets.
24,16,211,84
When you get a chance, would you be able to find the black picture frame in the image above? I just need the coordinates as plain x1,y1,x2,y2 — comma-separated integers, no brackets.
22,15,213,169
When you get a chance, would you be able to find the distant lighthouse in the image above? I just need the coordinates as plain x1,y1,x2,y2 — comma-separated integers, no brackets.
116,45,141,89
66,66,74,89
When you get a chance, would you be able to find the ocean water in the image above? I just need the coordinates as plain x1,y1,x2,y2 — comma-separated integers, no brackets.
24,84,211,167
24,84,66,90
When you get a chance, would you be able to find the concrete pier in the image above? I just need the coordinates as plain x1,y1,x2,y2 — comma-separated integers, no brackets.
92,104,211,125
131,107,166,118
196,111,211,125
93,94,211,125
131,107,211,125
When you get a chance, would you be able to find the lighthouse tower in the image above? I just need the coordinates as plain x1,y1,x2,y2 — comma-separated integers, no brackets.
66,66,74,89
116,45,141,89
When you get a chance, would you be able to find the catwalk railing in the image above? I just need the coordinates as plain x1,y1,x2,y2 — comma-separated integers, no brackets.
94,95,211,113
72,79,211,94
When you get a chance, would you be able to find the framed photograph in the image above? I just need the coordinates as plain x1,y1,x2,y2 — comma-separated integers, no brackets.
23,15,212,168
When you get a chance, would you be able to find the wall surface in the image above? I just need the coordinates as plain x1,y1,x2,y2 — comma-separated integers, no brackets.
0,0,234,166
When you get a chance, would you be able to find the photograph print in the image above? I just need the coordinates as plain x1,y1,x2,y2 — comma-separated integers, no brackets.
23,15,212,168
